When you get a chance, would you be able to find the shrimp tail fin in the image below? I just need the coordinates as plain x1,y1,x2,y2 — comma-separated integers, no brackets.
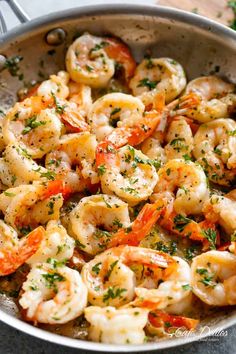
0,226,44,276
109,200,166,247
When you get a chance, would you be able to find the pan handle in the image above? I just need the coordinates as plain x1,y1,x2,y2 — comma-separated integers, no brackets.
0,0,30,34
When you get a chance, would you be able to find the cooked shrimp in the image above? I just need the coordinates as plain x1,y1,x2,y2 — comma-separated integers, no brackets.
148,310,199,336
0,114,5,152
68,81,92,117
129,57,186,103
203,192,236,235
0,143,49,187
45,132,99,192
0,225,44,276
97,143,158,205
66,33,136,88
85,306,148,344
193,119,236,186
19,262,88,324
154,159,209,215
37,71,70,100
134,256,191,310
27,221,75,265
141,136,166,166
0,181,65,231
182,76,236,122
82,245,174,308
69,194,131,255
88,93,145,141
2,96,62,158
165,117,193,160
191,250,236,306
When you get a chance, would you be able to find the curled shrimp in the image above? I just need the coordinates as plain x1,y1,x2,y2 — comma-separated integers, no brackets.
81,245,173,307
19,262,88,324
96,143,158,205
88,93,145,141
0,224,44,276
66,33,136,88
68,81,92,117
27,220,75,265
0,143,49,187
181,76,236,122
0,181,66,231
164,116,194,160
69,194,131,255
193,118,236,186
191,250,236,306
133,256,191,310
37,71,70,100
151,191,219,248
85,306,148,344
45,132,99,192
203,192,236,235
154,159,209,215
129,57,186,103
2,96,62,158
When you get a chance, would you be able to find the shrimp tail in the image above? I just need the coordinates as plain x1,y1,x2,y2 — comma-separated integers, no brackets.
42,180,72,200
96,141,119,168
148,310,199,330
108,200,166,247
0,227,44,276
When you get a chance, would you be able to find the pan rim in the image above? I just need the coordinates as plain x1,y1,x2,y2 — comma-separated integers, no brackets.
0,3,236,351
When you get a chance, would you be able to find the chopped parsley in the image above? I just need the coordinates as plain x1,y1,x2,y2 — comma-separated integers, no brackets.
51,92,66,114
138,78,158,90
202,228,217,249
97,164,106,176
22,115,46,135
105,260,119,280
173,214,192,232
92,262,102,275
103,286,126,303
42,272,65,291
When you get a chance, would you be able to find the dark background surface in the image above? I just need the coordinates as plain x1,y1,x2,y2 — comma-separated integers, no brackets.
0,320,235,354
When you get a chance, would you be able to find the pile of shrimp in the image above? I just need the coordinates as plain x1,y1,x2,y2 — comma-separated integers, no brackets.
0,32,236,345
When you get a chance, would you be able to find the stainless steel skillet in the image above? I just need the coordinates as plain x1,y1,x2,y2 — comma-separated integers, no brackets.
0,2,236,351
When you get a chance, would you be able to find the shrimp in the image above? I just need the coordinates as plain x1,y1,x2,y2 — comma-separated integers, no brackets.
0,143,49,188
182,76,236,122
147,310,199,336
68,81,92,117
0,114,5,153
27,221,75,265
88,93,145,141
133,256,191,310
193,119,236,186
85,306,148,344
97,143,158,205
19,262,88,324
0,225,44,276
2,96,62,158
203,192,236,235
191,250,236,306
154,159,209,215
66,33,136,88
165,117,194,160
81,245,173,307
129,57,186,103
0,181,65,231
45,132,99,192
69,194,131,255
37,71,70,100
